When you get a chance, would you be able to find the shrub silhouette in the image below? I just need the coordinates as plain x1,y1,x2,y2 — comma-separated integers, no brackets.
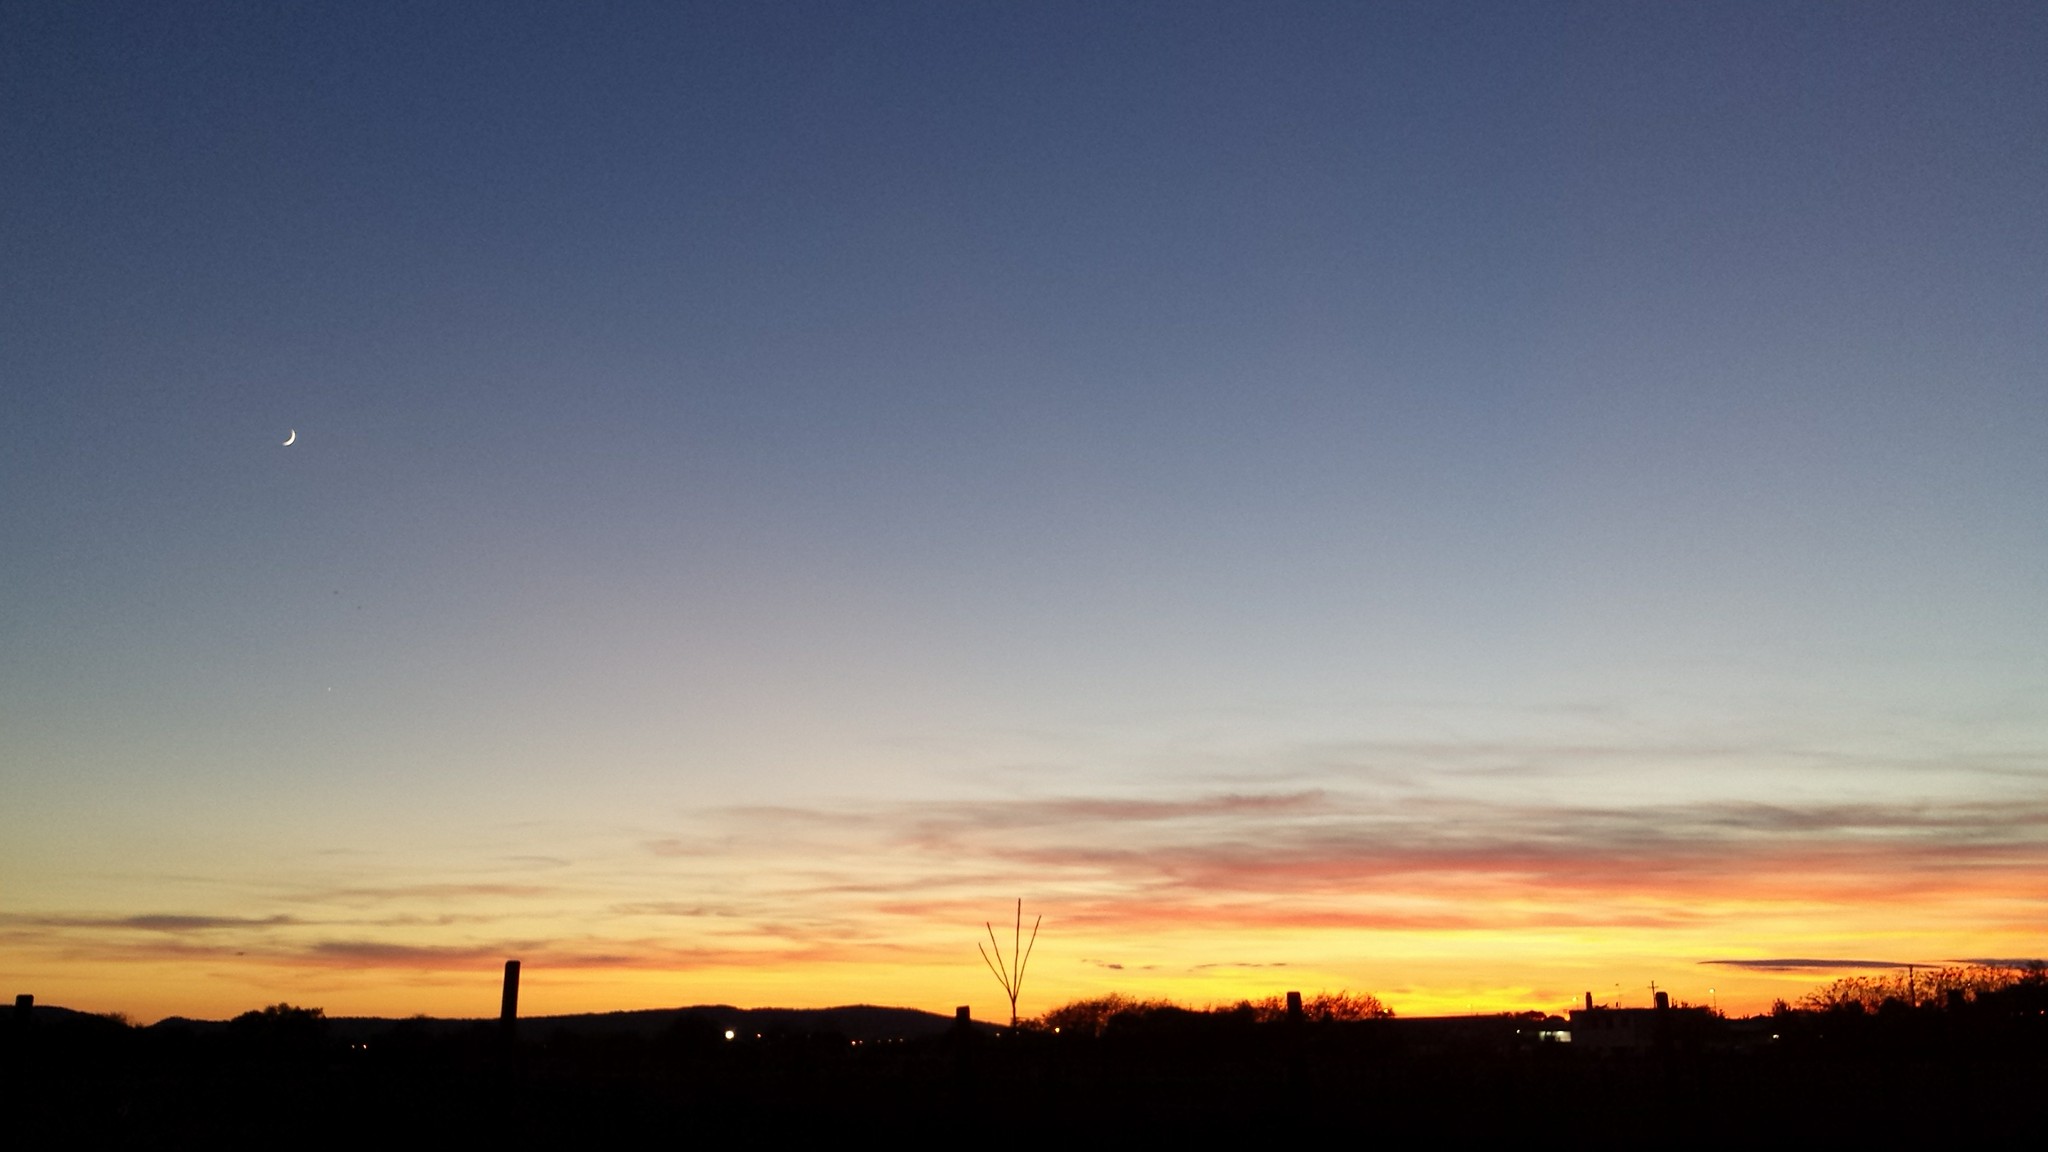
1237,990,1393,1022
1038,993,1175,1037
227,1003,331,1060
1037,988,1393,1036
1800,965,2029,1013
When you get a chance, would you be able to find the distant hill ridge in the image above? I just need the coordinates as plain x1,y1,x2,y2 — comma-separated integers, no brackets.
142,1003,987,1043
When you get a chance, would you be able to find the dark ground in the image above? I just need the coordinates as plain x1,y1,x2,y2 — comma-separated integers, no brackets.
7,1000,2044,1145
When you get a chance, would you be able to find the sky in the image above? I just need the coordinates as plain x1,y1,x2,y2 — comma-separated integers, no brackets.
3,1,2044,1024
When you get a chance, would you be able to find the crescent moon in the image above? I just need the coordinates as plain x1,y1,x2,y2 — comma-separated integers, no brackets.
283,429,296,446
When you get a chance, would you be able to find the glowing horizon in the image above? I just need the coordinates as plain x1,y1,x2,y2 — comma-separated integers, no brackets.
10,754,2042,1023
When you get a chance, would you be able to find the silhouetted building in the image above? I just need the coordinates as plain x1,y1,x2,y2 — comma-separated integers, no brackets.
1569,994,1715,1054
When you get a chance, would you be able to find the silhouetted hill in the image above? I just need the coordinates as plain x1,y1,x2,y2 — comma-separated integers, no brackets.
145,1003,987,1043
13,1004,131,1031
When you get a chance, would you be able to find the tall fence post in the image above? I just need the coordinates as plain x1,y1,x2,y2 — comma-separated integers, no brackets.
500,960,521,1032
1284,990,1306,1092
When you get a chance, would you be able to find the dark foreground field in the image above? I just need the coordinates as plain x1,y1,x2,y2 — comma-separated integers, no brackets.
8,1003,2044,1145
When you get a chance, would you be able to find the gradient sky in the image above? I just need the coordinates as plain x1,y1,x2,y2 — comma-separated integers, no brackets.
5,1,2045,1023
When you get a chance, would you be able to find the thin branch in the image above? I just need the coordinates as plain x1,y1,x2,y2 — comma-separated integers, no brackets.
978,938,1013,995
1019,914,1041,981
974,926,1007,992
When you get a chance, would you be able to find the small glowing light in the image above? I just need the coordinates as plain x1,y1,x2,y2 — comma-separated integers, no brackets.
723,1029,735,1041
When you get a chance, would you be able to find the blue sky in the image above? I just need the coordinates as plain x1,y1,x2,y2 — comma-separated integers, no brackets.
4,2,2044,1019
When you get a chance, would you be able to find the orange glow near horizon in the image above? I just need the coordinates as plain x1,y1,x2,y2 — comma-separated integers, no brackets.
8,864,2038,1025
8,740,2042,1026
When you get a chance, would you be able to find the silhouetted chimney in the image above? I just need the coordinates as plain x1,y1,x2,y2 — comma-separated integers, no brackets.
1286,991,1303,1023
13,994,30,1022
956,1005,970,1022
500,960,521,1026
1585,992,1594,1011
1654,990,1669,1010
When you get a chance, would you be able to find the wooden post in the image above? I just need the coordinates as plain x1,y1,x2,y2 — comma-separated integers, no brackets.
500,960,521,1029
1283,991,1305,1090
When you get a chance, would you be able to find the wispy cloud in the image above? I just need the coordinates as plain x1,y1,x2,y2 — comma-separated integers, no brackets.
1701,958,1910,972
15,776,2043,994
1703,956,2048,974
302,940,655,970
302,883,558,904
1166,732,2048,791
687,788,2048,908
0,914,299,933
644,839,708,858
610,902,738,918
502,855,573,869
592,784,2048,974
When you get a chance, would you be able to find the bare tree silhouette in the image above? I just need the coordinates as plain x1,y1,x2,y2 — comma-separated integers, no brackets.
978,899,1040,1030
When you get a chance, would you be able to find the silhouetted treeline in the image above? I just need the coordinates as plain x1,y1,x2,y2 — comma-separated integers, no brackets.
6,988,2044,1144
1038,989,1392,1036
1796,962,2039,1013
